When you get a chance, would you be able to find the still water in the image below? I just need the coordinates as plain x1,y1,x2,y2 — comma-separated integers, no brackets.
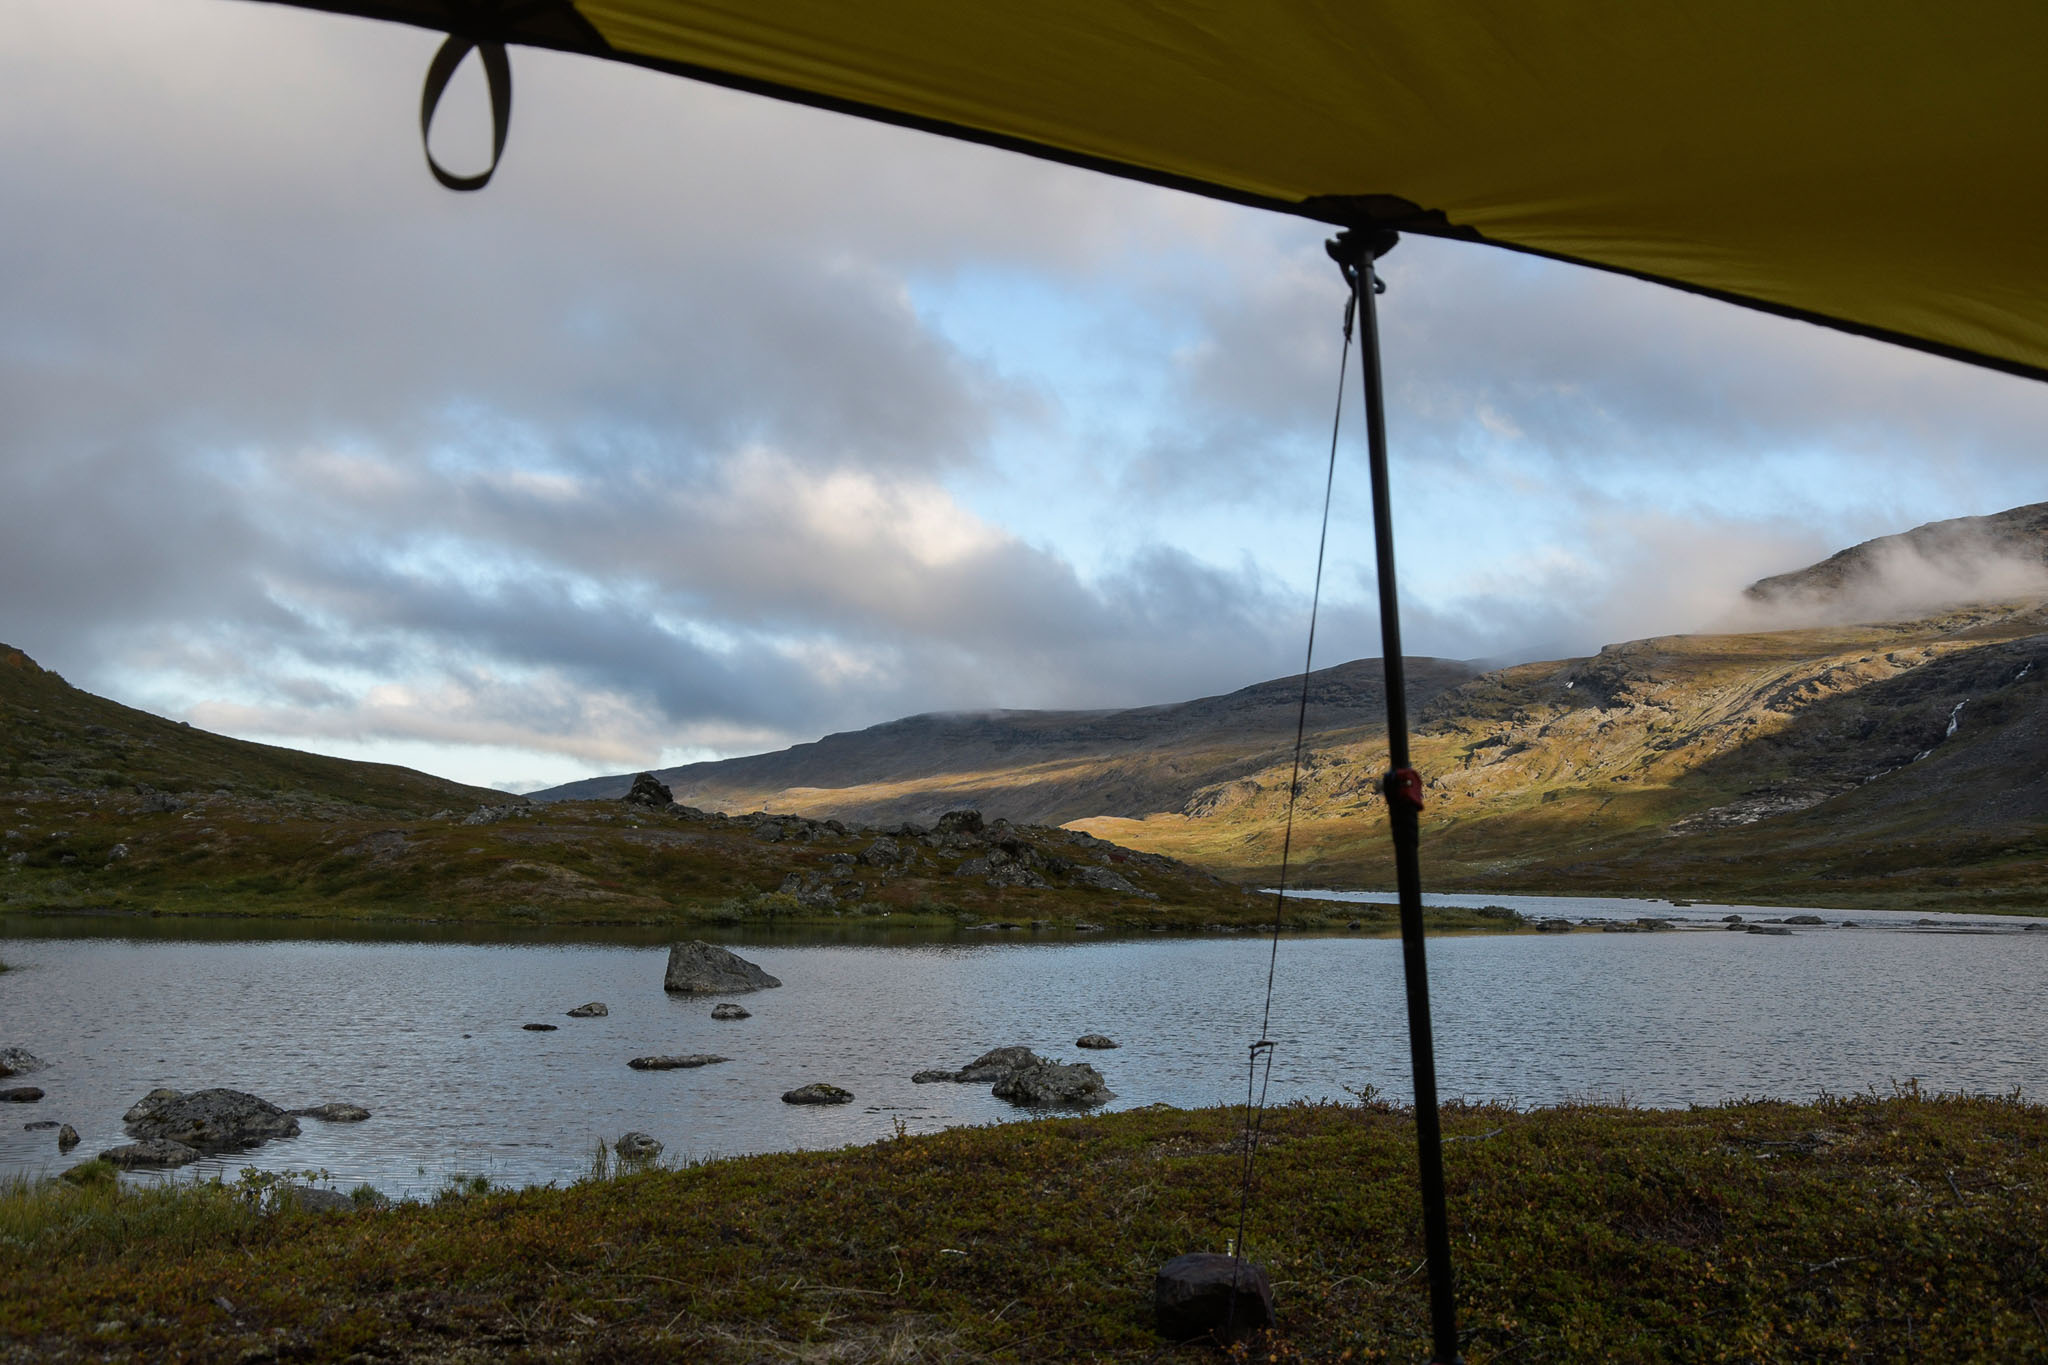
4,899,2045,1197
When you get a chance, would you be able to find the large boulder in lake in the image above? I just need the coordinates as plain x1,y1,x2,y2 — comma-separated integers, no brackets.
992,1058,1114,1107
664,941,781,995
101,1138,202,1169
123,1088,300,1151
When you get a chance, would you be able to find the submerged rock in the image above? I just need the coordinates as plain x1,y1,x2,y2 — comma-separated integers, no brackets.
292,1103,370,1122
664,941,782,995
628,1054,728,1070
0,1086,43,1103
566,1002,609,1018
992,1059,1113,1108
710,1002,751,1020
781,1083,853,1105
615,1131,663,1160
101,1138,202,1168
1155,1252,1275,1343
123,1088,301,1150
1076,1034,1120,1050
0,1048,46,1076
523,1023,559,1032
23,1120,59,1131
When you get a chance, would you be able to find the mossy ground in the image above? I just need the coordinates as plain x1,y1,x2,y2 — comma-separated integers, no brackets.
4,1091,2043,1361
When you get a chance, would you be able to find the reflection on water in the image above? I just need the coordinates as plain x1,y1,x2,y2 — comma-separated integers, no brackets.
3,911,2044,1197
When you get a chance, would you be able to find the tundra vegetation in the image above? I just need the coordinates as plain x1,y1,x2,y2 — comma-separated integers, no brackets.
2,1088,2042,1361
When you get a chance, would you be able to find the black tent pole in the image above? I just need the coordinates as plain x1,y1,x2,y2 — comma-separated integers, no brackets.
1333,227,1463,1365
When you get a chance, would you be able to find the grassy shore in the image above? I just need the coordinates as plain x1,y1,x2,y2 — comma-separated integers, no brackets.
5,1090,2044,1361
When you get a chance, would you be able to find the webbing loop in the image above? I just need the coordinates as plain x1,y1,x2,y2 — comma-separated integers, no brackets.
420,34,513,191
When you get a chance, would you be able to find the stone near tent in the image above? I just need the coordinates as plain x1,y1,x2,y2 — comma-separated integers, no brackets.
615,1131,663,1160
992,1059,1113,1108
567,1002,609,1018
292,1103,370,1122
781,1083,853,1105
623,772,673,807
628,1054,728,1070
710,1003,751,1020
100,1138,202,1169
123,1088,301,1150
1076,1034,1120,1050
664,941,782,995
1154,1252,1275,1343
0,1087,43,1103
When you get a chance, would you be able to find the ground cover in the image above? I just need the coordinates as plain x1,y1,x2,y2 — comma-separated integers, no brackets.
2,1090,2041,1361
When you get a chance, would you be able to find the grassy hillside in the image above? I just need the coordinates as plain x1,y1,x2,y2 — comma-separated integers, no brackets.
6,644,1477,934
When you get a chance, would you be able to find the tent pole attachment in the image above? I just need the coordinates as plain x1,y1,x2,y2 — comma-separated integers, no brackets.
1328,227,1463,1365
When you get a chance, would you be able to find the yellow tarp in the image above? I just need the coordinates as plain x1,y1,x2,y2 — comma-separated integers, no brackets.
267,1,2048,381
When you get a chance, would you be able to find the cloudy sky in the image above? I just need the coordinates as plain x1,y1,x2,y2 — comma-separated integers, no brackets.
4,0,2044,794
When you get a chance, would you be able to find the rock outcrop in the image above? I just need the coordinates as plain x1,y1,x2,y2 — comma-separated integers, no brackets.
628,1054,728,1070
100,1138,202,1168
623,772,674,807
664,941,782,994
615,1131,663,1160
122,1088,301,1150
291,1103,370,1122
991,1058,1114,1107
781,1083,853,1105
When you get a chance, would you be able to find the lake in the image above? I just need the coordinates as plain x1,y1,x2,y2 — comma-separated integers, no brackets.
4,895,2044,1197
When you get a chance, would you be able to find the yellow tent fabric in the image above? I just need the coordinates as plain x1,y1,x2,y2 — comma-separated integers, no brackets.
268,1,2048,381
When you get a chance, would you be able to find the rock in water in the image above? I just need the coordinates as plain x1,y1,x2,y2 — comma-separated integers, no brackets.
57,1123,79,1148
1076,1034,1120,1050
122,1088,300,1150
623,772,673,807
992,1059,1113,1107
710,1003,751,1020
566,1002,609,1017
781,1083,853,1105
0,1087,43,1103
0,1048,47,1076
911,1069,959,1084
292,1103,371,1122
100,1139,202,1168
523,1023,559,1031
954,1046,1042,1081
664,941,782,995
628,1054,728,1070
1154,1253,1275,1343
615,1131,663,1160
22,1120,58,1131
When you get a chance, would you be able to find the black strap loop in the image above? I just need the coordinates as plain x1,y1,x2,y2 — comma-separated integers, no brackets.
420,34,513,192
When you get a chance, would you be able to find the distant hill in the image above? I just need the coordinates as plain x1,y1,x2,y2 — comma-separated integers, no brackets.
536,505,2048,913
1744,501,2048,620
530,657,1481,825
